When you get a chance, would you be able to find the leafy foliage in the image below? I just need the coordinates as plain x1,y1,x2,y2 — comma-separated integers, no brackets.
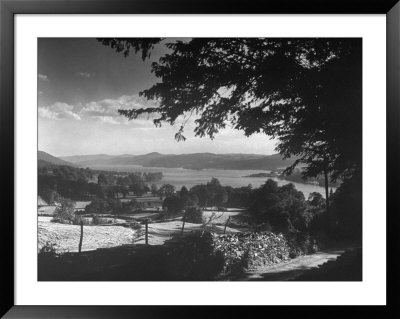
248,180,327,234
158,184,176,198
85,198,139,215
162,195,185,215
161,177,329,235
184,207,203,224
38,164,164,201
39,241,58,256
162,186,200,217
189,178,228,207
100,38,361,184
329,171,362,241
212,231,318,275
40,188,62,204
98,38,163,60
165,231,225,280
52,198,76,223
38,165,102,200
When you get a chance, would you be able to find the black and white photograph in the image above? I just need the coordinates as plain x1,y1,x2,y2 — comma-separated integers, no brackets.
37,37,362,282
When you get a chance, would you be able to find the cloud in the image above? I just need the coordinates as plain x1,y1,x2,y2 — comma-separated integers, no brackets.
39,94,158,125
95,116,120,124
38,73,48,81
39,102,81,120
79,94,158,125
80,100,120,118
76,72,94,78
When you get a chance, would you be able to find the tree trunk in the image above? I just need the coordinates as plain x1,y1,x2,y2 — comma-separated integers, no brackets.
181,214,186,235
224,216,231,234
324,170,331,229
78,220,83,253
145,220,149,245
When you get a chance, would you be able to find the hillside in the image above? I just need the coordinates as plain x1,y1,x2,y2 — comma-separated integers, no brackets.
61,154,120,163
38,151,75,167
60,152,296,171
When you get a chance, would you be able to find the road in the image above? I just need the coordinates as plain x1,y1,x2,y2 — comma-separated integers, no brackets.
232,248,349,281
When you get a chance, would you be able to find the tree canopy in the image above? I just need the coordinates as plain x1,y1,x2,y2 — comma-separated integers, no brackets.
99,38,361,182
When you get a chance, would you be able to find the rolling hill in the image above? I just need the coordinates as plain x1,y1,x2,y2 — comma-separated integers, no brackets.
60,154,119,163
60,152,296,171
38,151,75,167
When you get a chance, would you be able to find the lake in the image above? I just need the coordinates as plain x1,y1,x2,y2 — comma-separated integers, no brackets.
88,164,331,198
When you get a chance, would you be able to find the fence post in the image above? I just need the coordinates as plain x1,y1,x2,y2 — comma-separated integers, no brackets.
78,219,83,253
224,216,231,234
145,219,149,245
181,213,186,235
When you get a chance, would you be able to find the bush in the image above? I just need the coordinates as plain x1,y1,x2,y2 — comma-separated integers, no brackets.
73,215,82,225
85,198,112,215
38,242,61,280
248,180,307,233
162,195,185,216
39,241,58,256
72,215,92,225
92,214,101,225
165,231,225,280
212,231,319,275
40,189,61,205
129,221,142,231
329,173,362,242
286,232,319,257
185,207,203,223
52,198,76,223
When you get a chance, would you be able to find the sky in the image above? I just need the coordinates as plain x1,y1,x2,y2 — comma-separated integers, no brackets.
38,38,277,157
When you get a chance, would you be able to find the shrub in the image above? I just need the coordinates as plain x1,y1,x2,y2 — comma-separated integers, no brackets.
163,195,185,216
39,241,58,256
286,232,319,257
40,189,62,205
73,215,82,225
185,207,203,223
92,214,101,225
165,231,225,280
329,173,362,242
85,198,111,215
129,221,142,231
72,215,92,225
52,198,76,223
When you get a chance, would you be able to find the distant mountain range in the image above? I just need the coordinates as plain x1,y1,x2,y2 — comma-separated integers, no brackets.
59,152,296,171
38,151,75,167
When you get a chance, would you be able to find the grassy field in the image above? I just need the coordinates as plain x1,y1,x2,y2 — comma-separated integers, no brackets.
37,196,250,253
202,209,247,224
38,201,91,216
38,210,244,252
133,220,241,245
38,216,136,253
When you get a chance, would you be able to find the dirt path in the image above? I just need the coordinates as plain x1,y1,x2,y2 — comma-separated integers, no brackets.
232,248,349,281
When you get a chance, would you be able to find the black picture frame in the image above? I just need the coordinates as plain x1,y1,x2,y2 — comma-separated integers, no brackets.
1,0,399,317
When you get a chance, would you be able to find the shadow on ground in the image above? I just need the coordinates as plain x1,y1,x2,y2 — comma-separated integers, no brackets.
38,240,362,281
235,247,362,281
